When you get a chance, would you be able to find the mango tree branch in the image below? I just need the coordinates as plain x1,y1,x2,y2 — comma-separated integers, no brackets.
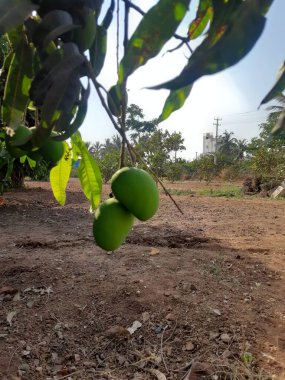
85,61,183,215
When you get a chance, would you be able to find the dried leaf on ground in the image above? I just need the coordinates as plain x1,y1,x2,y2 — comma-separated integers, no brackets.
13,293,21,302
133,372,147,380
148,368,167,380
184,362,211,380
127,320,142,334
149,247,160,256
211,308,221,316
220,333,231,343
185,341,195,351
0,286,18,296
7,310,17,326
105,325,131,341
142,311,150,322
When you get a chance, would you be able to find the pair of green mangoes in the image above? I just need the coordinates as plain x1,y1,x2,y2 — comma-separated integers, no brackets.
5,126,64,162
93,167,159,251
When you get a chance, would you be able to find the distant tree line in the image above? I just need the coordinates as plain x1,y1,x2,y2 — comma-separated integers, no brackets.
83,101,285,186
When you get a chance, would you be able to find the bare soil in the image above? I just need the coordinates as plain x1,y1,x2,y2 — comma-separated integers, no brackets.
0,179,285,380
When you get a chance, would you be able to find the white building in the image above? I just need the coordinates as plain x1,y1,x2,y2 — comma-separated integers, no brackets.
203,133,216,154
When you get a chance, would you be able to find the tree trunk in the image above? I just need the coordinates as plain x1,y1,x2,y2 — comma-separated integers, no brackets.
11,159,25,188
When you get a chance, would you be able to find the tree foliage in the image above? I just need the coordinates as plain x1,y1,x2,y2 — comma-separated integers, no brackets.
0,0,283,205
87,104,186,182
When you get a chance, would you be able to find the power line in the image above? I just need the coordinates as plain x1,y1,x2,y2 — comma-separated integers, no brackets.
219,109,268,117
213,117,222,165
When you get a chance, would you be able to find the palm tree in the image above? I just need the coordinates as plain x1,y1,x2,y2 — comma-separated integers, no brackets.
266,94,285,113
235,138,248,160
218,131,237,156
88,141,103,159
266,94,285,137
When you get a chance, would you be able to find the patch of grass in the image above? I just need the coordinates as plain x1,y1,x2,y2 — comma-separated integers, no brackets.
198,185,243,198
164,185,243,198
165,188,196,196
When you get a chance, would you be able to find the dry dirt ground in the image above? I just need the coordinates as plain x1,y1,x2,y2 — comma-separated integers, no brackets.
0,179,285,380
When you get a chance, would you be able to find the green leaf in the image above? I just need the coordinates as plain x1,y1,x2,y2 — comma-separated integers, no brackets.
71,132,102,210
72,7,96,52
50,141,72,206
271,110,285,136
29,49,61,106
19,155,27,164
53,84,90,141
0,0,37,34
119,0,190,82
102,0,115,29
260,61,285,106
151,0,272,90
26,156,36,169
3,157,14,181
90,25,107,77
30,43,84,107
52,76,82,132
33,10,79,49
2,28,34,130
158,85,192,122
188,0,213,40
30,43,86,146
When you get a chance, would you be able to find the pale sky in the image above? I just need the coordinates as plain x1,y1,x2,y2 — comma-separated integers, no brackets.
80,0,285,160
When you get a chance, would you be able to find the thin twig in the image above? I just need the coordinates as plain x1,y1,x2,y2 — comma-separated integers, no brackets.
116,0,120,76
129,355,159,367
123,0,129,51
164,40,193,55
85,61,183,215
119,135,126,168
123,0,144,15
164,319,178,343
58,371,83,380
181,361,194,380
163,41,184,55
7,346,19,374
118,0,130,169
160,326,170,374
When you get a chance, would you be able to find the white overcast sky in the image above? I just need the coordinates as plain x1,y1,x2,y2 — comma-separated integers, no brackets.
80,0,285,160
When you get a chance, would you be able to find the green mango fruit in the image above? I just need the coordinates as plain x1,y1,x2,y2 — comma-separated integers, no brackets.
107,84,127,117
93,198,134,251
111,167,159,221
8,125,32,147
5,142,27,158
27,149,42,161
73,8,96,52
39,139,64,162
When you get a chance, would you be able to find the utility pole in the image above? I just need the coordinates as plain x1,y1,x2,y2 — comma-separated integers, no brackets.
213,117,222,165
195,152,198,160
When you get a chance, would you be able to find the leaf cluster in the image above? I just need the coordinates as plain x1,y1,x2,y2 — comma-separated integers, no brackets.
0,0,284,205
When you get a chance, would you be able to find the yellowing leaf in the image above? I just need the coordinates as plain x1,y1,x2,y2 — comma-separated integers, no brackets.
50,142,71,206
119,0,190,82
159,85,192,122
78,146,102,211
71,132,102,210
151,0,271,90
188,0,213,40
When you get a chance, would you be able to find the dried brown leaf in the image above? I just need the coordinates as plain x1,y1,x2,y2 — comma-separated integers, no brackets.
148,368,167,380
0,286,18,296
7,310,17,326
105,325,131,341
